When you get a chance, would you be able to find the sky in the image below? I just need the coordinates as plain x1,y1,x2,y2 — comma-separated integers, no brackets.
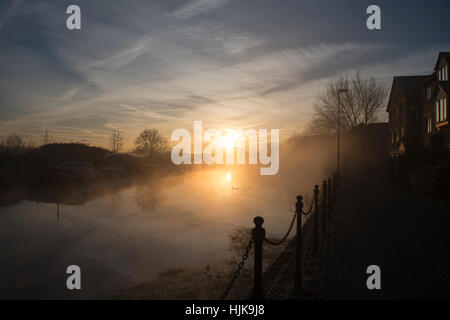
0,0,449,149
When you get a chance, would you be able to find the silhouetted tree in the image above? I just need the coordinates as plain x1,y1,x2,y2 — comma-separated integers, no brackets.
135,129,168,156
5,133,26,152
110,130,124,153
308,72,387,134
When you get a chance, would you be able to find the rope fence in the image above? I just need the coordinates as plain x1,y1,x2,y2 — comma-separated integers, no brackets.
220,171,340,300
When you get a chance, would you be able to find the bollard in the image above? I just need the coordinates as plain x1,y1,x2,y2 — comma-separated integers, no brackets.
295,195,303,293
251,216,265,300
327,177,332,211
335,171,340,193
332,173,337,206
322,180,327,234
313,185,320,255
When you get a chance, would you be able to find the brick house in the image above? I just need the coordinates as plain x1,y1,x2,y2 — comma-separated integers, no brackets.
387,52,450,165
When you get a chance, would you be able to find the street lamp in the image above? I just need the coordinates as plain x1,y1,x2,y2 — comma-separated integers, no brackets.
337,88,348,175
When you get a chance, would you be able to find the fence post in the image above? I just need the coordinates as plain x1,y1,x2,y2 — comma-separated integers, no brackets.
295,195,303,293
251,216,265,300
335,171,340,194
327,177,332,210
313,185,320,255
332,173,337,206
322,180,327,234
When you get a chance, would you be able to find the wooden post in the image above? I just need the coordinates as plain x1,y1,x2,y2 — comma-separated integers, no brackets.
251,216,265,300
322,180,327,234
295,195,303,292
313,185,320,255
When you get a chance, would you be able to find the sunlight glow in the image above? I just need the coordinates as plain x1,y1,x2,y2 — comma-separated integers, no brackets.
219,131,240,151
226,172,232,181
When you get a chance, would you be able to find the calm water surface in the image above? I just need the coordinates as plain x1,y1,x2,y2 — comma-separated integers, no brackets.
0,168,300,299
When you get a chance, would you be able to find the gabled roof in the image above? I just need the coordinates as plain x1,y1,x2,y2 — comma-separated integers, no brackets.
434,52,450,70
394,76,428,97
386,76,428,111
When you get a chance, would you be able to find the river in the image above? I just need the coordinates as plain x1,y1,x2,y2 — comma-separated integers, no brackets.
0,167,306,299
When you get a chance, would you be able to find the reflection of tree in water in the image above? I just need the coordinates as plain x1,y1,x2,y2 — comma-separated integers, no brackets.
134,182,166,212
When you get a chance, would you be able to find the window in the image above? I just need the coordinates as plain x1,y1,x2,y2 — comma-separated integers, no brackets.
392,130,398,143
444,97,448,120
436,101,439,122
436,97,448,123
439,65,448,81
427,117,432,133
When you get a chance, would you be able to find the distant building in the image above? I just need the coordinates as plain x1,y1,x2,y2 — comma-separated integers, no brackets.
387,52,450,164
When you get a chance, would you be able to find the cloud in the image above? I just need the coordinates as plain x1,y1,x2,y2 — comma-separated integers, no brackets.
356,44,450,82
234,42,386,96
168,0,233,19
0,0,23,30
1,1,450,148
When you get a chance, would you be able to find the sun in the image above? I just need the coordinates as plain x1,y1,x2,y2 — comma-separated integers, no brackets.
220,131,240,151
226,172,232,181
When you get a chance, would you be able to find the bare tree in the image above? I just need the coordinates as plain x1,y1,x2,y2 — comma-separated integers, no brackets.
5,133,26,152
135,129,168,156
110,130,124,153
308,73,387,134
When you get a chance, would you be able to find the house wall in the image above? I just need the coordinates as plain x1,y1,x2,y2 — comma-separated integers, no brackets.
388,86,408,156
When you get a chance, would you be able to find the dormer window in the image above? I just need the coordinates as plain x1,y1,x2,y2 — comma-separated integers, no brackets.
438,65,448,81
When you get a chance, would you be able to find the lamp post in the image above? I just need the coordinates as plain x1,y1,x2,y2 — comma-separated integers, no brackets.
337,89,348,174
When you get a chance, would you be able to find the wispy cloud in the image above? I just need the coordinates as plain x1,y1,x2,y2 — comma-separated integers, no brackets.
168,0,233,19
1,0,450,148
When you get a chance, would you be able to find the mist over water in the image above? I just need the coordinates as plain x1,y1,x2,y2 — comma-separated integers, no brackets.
0,137,335,299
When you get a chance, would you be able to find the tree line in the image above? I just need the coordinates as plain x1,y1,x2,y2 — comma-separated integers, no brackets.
1,128,168,157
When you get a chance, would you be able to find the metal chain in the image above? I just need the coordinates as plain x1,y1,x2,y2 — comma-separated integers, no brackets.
302,197,315,216
264,210,297,246
220,237,253,300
